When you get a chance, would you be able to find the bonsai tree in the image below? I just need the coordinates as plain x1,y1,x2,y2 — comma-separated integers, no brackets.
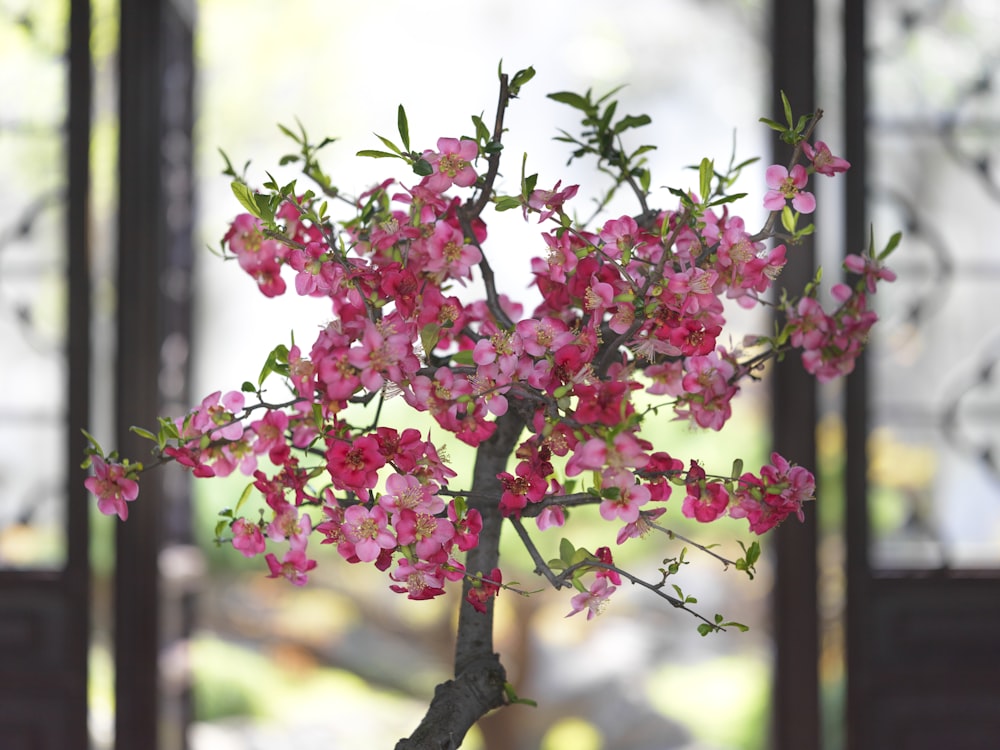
84,67,897,748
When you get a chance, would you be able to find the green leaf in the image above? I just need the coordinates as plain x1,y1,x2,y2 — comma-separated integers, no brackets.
697,623,715,636
758,116,786,133
613,113,651,134
397,104,410,152
356,149,398,160
375,133,402,155
218,148,245,179
253,193,275,222
781,205,797,233
277,121,301,143
503,682,538,708
449,349,475,366
731,458,744,479
471,114,490,144
509,65,536,96
706,192,748,208
258,343,290,387
698,157,713,201
356,148,399,159
494,195,522,212
879,230,902,260
130,426,157,442
559,537,575,565
639,168,651,194
81,428,104,456
420,324,441,358
547,91,592,113
231,181,260,218
234,482,255,516
780,90,793,127
412,158,433,177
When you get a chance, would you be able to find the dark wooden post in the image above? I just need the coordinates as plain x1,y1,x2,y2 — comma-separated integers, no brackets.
115,0,195,747
770,0,820,748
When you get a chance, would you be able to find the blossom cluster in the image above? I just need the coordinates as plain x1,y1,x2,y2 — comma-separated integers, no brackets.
83,90,895,622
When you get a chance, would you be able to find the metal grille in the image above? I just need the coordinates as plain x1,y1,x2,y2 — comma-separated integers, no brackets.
0,4,69,570
866,0,1000,569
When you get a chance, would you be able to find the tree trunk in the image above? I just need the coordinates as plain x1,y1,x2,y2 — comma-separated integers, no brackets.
395,410,523,749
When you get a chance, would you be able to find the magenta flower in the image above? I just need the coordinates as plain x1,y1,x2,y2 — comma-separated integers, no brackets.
763,164,816,214
325,435,386,492
465,567,502,614
730,453,815,534
681,461,731,523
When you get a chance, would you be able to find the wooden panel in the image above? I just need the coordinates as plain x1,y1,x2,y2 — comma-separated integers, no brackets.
850,576,1000,749
0,583,69,672
0,576,87,749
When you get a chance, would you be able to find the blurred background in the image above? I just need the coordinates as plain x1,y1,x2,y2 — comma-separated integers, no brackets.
2,0,1000,748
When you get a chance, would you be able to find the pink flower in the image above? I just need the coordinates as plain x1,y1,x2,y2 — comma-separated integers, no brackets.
394,509,455,561
389,558,446,600
598,469,651,524
525,181,579,222
348,319,417,393
565,432,649,476
844,252,896,294
566,578,616,620
598,215,641,259
763,164,816,214
536,504,566,531
264,547,317,586
802,141,850,176
341,505,397,563
231,517,266,558
424,220,482,282
515,317,573,358
616,507,667,545
266,504,312,547
422,137,478,193
86,456,139,521
250,409,290,464
378,473,443,516
191,390,245,442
